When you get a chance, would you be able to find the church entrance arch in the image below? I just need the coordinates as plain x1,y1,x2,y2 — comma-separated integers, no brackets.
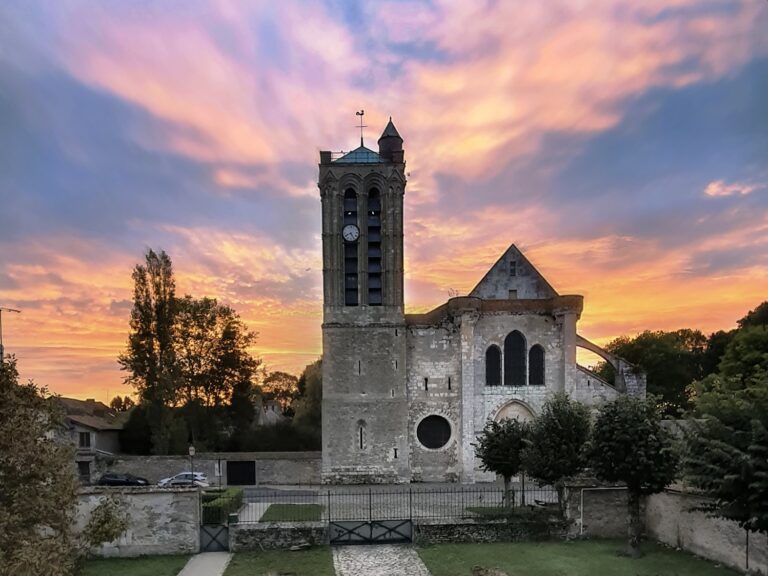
494,400,534,423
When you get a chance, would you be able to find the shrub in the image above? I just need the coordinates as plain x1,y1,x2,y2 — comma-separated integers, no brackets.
202,488,244,524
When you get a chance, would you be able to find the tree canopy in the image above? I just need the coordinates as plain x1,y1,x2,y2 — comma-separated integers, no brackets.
474,417,530,504
589,395,677,557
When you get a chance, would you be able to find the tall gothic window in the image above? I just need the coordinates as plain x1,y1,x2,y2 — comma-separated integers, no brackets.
529,345,545,386
485,345,501,386
343,188,358,306
367,188,382,305
504,330,526,386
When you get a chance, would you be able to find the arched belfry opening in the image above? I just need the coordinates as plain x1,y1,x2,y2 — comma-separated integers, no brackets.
343,188,358,306
367,188,382,305
486,345,501,386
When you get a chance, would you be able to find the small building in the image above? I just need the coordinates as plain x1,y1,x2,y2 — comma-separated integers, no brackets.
57,398,129,483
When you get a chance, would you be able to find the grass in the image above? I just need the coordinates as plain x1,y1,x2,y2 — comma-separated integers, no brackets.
224,548,335,576
79,554,189,576
418,540,740,576
259,503,323,522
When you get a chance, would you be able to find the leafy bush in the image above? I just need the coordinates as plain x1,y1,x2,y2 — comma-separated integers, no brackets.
201,488,243,524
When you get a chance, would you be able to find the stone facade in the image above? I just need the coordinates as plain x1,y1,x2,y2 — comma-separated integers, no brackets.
75,487,199,557
320,120,644,484
229,522,328,551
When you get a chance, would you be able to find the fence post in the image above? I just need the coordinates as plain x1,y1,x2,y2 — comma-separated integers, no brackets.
369,488,373,522
327,490,332,523
409,486,413,521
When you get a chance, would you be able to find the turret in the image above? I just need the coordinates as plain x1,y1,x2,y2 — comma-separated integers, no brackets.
378,117,404,162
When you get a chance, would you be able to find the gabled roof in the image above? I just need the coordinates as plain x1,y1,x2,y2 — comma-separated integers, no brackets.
469,244,558,300
57,397,130,431
333,146,382,164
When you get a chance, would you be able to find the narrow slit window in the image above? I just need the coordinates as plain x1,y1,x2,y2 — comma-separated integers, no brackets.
448,376,452,390
424,377,429,391
393,448,398,459
358,360,361,375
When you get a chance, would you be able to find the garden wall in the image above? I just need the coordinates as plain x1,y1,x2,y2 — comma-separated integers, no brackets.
105,451,321,485
646,489,768,574
75,487,199,558
229,522,328,551
563,483,631,538
414,517,568,544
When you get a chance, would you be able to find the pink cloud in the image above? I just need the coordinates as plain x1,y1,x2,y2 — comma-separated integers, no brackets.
704,179,759,197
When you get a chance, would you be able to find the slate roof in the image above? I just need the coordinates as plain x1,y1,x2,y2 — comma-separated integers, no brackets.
58,397,130,431
379,117,402,140
333,146,382,164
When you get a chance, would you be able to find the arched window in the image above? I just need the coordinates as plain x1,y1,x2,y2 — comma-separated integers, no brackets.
485,345,501,386
343,188,358,306
529,344,545,386
504,330,526,386
367,188,382,305
357,420,366,450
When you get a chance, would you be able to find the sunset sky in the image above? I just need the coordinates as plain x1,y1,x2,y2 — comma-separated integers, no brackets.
1,0,767,401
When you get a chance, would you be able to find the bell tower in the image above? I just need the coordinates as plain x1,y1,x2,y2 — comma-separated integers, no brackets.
318,117,409,483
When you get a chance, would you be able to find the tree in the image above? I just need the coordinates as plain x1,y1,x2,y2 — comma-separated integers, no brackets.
118,249,177,454
588,395,677,557
262,371,299,414
604,329,708,416
523,394,591,514
685,374,768,535
0,358,79,575
474,418,530,506
718,326,768,386
701,329,736,376
738,301,768,329
293,359,322,432
174,295,261,408
109,395,135,412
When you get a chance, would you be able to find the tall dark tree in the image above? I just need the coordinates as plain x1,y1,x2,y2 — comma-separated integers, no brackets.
738,301,768,329
718,326,768,386
474,418,530,506
604,329,707,416
686,374,768,535
589,395,678,557
523,394,591,514
293,359,322,432
118,249,177,454
262,371,299,413
174,295,260,408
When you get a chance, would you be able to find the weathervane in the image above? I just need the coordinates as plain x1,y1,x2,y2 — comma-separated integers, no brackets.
355,110,367,147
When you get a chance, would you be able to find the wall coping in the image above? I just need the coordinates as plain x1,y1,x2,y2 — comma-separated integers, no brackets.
111,451,322,461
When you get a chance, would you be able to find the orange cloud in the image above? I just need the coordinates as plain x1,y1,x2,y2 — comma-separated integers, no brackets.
704,180,759,197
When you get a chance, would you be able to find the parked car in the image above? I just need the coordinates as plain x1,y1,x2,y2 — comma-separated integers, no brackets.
158,472,209,488
97,472,150,487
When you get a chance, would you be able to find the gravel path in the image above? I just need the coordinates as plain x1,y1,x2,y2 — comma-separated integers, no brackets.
333,545,432,576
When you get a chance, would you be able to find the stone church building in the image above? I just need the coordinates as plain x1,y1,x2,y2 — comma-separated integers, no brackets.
319,119,645,484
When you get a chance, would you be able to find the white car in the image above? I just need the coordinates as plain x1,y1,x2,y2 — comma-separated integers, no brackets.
158,472,209,487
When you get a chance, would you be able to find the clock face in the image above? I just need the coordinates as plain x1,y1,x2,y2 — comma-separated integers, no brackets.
342,224,360,242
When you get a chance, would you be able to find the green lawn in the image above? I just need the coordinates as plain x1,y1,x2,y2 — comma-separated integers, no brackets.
418,540,739,576
79,554,189,576
259,503,323,522
225,548,334,576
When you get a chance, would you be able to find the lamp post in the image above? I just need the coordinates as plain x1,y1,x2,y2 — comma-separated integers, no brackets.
188,445,196,483
0,308,21,364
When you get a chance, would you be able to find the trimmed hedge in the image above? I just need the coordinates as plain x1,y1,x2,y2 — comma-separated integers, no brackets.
202,488,244,524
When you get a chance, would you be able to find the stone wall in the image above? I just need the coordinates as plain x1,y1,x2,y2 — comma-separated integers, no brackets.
106,452,321,485
75,487,199,557
415,518,568,544
229,522,328,551
646,489,768,574
564,484,632,538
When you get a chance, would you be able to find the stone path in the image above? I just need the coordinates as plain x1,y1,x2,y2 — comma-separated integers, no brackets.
178,552,232,576
333,545,432,576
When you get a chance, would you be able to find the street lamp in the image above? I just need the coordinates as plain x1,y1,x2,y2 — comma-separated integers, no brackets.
188,445,196,483
0,308,21,364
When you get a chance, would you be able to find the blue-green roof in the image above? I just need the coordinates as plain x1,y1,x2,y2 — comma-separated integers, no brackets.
333,146,382,164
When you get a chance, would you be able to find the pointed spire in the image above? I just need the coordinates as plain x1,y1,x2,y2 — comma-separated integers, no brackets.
378,117,403,161
379,117,402,140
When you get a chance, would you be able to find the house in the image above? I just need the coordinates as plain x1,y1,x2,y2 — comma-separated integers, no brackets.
57,398,129,483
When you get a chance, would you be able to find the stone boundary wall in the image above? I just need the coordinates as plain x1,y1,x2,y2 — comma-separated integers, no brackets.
104,451,321,485
414,518,568,544
229,522,328,551
563,483,632,538
75,487,199,558
646,489,768,574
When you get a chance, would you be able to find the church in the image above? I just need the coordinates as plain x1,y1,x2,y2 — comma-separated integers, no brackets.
318,118,645,484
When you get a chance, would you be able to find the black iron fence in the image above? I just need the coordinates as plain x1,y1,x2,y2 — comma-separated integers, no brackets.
205,485,559,524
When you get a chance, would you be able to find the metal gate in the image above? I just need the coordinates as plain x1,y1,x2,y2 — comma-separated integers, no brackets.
329,519,412,545
200,524,229,552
